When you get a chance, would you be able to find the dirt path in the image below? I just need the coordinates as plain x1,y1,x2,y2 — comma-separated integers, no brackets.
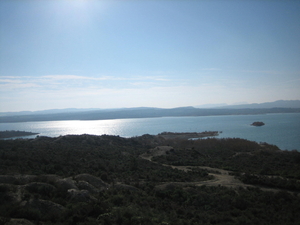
140,154,287,192
140,154,243,188
165,163,250,189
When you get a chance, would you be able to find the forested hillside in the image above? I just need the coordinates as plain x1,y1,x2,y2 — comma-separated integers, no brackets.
0,134,300,224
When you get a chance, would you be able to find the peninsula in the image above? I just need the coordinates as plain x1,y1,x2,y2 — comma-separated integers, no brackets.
158,131,219,139
0,130,39,139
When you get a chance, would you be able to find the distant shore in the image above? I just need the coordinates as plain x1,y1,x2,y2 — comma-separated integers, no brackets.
1,107,300,123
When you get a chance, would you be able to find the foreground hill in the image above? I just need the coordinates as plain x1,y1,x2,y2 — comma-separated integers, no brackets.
1,134,300,224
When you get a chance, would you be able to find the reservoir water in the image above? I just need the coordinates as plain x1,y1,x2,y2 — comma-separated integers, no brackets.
0,113,299,151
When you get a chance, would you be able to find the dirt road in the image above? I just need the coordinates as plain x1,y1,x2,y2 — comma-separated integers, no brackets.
140,153,288,193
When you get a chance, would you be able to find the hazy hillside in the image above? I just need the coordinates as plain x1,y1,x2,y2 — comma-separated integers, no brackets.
0,107,300,123
0,100,299,123
218,100,300,109
0,108,102,117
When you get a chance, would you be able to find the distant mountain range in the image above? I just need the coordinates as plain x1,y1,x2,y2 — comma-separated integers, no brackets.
0,108,102,117
216,100,300,109
0,100,299,123
195,100,300,109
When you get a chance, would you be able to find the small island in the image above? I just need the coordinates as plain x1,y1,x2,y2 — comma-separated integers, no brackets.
0,130,39,138
251,121,265,126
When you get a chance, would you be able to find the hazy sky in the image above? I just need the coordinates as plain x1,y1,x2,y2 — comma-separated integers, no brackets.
1,0,300,112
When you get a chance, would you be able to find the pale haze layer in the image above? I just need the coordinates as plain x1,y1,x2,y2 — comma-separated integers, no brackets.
0,0,300,112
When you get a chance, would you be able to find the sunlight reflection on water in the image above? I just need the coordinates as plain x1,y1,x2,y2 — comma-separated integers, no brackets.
42,120,125,136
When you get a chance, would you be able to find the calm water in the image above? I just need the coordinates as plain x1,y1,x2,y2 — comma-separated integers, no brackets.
0,113,299,151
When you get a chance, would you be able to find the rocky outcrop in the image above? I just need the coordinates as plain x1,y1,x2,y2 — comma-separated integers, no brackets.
74,173,109,190
5,218,35,225
54,178,78,192
36,174,61,184
0,173,113,222
114,183,141,192
24,182,57,196
0,175,36,185
20,198,66,217
67,189,97,203
77,180,100,194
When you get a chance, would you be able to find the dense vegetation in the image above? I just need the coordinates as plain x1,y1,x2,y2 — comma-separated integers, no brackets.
0,134,300,224
152,138,300,178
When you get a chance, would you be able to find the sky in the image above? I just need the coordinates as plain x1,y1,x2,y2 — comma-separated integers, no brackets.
0,0,300,112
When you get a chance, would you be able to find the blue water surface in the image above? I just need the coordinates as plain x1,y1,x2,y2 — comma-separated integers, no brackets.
0,113,299,151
